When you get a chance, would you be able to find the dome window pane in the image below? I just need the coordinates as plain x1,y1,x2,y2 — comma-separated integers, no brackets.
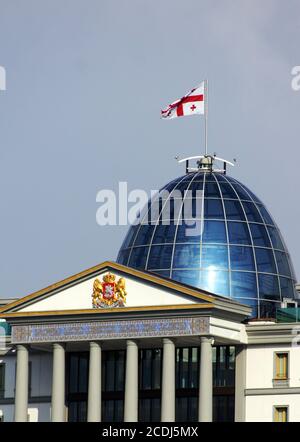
173,244,201,268
275,251,291,277
280,277,295,298
200,270,230,296
202,245,228,269
230,246,255,271
268,226,284,250
128,247,149,269
255,248,277,273
202,221,227,244
258,274,280,300
204,182,221,198
219,182,238,199
134,225,155,246
152,224,177,244
204,199,224,219
147,245,173,269
241,201,263,223
228,221,251,245
224,200,246,221
249,223,271,247
231,183,252,201
176,222,202,243
231,271,257,298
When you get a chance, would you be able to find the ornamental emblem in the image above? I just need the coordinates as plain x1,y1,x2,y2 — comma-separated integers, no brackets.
92,273,127,308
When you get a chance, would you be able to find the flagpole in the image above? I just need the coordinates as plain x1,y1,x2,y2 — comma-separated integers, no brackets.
204,79,208,156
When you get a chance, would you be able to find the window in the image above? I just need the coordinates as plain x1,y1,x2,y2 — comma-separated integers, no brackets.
274,353,288,380
274,406,288,422
0,364,5,399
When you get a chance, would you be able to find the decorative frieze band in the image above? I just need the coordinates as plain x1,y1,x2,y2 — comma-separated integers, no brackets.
11,317,210,344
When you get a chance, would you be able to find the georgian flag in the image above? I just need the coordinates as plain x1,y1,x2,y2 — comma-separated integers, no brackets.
161,82,205,119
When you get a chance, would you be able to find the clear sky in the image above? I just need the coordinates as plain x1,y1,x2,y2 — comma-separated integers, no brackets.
0,0,299,298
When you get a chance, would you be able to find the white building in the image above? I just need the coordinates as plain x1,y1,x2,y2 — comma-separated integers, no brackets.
0,261,299,422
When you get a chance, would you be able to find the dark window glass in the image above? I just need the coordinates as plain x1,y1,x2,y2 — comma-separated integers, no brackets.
172,270,201,287
202,220,227,244
255,248,277,273
258,274,280,300
218,182,238,199
204,199,224,219
200,270,230,296
213,396,235,422
241,201,263,223
176,222,202,243
280,277,295,298
202,245,228,269
228,221,251,245
183,197,203,219
276,251,291,277
152,224,177,244
68,353,88,394
116,249,130,265
204,182,221,198
134,225,155,246
173,244,201,268
68,401,87,422
224,200,246,221
268,226,284,250
231,183,252,200
231,272,257,298
186,180,204,196
102,399,124,422
121,225,139,249
250,223,271,247
259,300,278,318
230,246,255,271
258,205,274,225
102,351,125,392
147,245,173,269
214,173,228,182
128,247,149,269
213,346,235,387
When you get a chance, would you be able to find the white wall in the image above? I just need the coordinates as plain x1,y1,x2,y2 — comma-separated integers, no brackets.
245,344,300,421
246,395,300,422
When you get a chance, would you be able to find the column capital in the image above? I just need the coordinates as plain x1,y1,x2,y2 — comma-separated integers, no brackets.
200,336,214,345
162,337,176,345
52,342,65,350
126,339,139,347
89,341,102,348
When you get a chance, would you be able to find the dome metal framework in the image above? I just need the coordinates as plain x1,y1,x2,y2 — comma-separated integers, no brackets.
117,170,296,318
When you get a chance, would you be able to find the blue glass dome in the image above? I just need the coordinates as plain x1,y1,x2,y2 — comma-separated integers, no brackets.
117,171,296,317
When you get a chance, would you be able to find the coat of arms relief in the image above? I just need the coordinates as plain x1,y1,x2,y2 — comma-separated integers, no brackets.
92,273,127,308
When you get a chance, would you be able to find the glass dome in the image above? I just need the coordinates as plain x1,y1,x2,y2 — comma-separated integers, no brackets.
117,171,296,317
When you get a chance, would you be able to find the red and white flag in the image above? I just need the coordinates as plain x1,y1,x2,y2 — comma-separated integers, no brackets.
161,82,206,119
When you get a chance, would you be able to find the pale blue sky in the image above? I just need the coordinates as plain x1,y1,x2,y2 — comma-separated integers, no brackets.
0,0,299,298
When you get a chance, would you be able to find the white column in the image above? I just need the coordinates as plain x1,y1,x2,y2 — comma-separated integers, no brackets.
51,343,65,422
87,341,102,422
124,340,138,422
198,337,213,422
161,338,175,422
14,344,29,422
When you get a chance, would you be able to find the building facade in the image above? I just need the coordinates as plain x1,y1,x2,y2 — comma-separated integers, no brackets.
0,261,299,422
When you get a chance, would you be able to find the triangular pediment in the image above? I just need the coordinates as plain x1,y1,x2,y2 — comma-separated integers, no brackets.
0,262,216,317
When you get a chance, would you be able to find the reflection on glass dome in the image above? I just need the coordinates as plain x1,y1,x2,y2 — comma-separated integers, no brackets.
117,171,296,318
